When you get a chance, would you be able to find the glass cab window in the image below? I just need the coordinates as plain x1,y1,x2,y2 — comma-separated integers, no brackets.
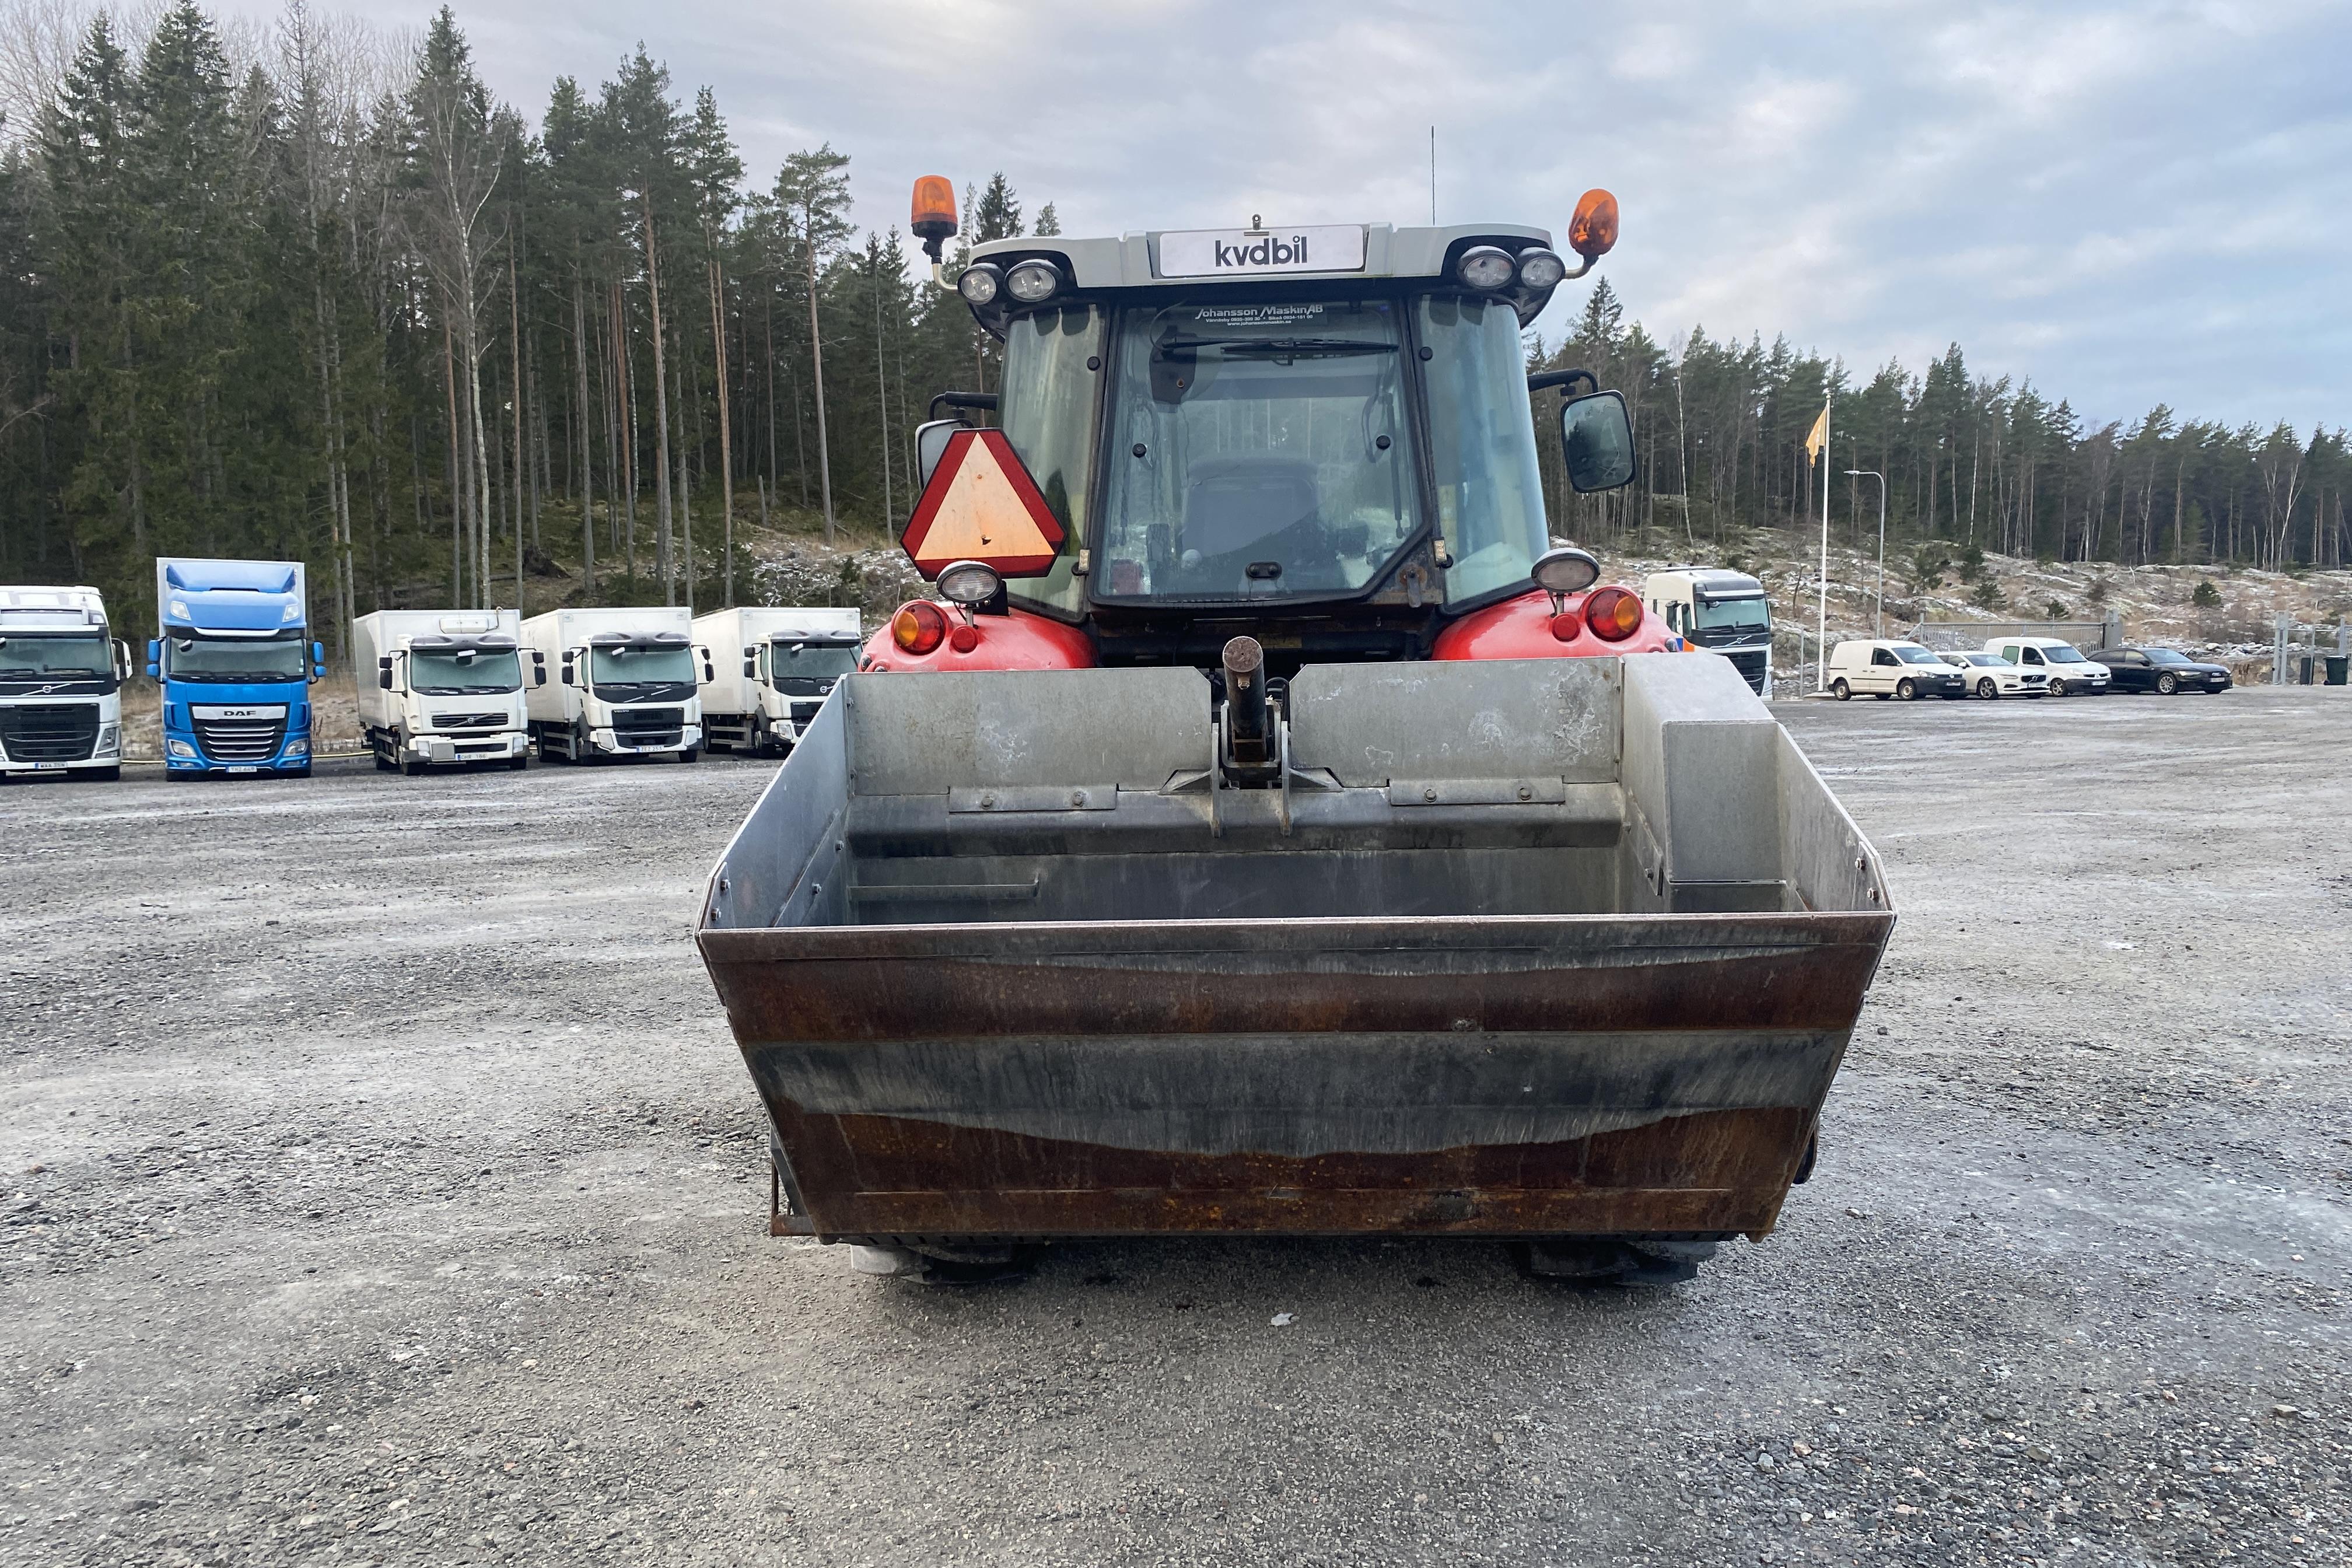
1097,299,1419,604
1417,295,1550,603
999,304,1102,616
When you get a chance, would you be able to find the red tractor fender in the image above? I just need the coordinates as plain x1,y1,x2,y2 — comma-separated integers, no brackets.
861,601,1098,672
1431,585,1681,661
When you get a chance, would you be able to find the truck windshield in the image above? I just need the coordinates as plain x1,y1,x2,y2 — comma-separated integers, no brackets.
588,644,694,693
0,633,109,679
410,649,520,694
1097,299,1419,603
771,644,858,683
1694,596,1770,634
163,634,306,683
1416,295,1550,601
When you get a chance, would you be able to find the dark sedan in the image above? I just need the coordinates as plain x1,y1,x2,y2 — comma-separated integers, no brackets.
2094,646,2234,694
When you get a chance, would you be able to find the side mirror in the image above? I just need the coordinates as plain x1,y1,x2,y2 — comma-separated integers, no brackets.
913,419,963,488
145,662,160,678
377,656,394,691
743,657,756,677
112,639,131,680
533,664,547,687
1559,390,1636,493
559,664,575,687
312,640,325,663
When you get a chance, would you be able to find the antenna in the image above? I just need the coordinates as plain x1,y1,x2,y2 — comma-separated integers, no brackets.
1429,126,1437,224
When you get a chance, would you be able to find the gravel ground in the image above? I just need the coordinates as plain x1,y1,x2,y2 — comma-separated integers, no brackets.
2,687,2346,1567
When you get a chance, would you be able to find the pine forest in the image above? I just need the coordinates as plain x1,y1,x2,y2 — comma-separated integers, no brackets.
0,2,2344,660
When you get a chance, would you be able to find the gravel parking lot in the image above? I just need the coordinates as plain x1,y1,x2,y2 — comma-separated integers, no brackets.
3,687,2346,1567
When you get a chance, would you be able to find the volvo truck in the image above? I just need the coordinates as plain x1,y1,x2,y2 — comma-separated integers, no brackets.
692,606,862,755
695,181,1895,1287
354,608,539,774
519,607,709,763
0,585,130,781
148,558,323,778
1643,568,1772,694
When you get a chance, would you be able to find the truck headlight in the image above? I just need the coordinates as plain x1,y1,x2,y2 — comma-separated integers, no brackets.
283,738,309,758
96,725,120,755
167,739,197,758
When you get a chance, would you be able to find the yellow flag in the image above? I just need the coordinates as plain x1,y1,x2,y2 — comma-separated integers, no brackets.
1803,404,1829,463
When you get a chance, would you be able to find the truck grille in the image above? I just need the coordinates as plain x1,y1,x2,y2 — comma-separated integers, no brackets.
428,711,508,729
789,698,828,724
193,716,285,763
1725,648,1768,694
1,703,100,762
613,706,684,748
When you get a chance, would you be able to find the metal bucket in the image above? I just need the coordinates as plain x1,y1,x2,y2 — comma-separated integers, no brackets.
697,655,1894,1247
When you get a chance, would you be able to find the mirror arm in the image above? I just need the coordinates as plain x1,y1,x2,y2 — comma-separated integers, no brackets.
927,390,999,422
1560,254,1597,282
1528,369,1598,398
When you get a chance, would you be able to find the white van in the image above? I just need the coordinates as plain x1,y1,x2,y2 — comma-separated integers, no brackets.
1826,639,1968,701
1984,636,2109,696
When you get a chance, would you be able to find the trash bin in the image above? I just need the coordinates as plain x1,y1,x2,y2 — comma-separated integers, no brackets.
2299,654,2315,685
2326,654,2348,687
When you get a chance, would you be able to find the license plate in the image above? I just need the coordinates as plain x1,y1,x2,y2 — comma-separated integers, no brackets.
31,761,65,771
227,765,259,775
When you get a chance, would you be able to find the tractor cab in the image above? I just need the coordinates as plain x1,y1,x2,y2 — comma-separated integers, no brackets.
883,186,1652,673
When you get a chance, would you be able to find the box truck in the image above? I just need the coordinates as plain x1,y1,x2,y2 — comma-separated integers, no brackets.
354,608,540,774
0,585,130,780
519,607,709,763
691,606,862,755
148,558,323,778
1643,568,1772,694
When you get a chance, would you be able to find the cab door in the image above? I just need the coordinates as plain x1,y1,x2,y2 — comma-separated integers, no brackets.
1866,646,1899,694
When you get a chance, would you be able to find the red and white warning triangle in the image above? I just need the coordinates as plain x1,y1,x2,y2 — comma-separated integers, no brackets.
899,428,1066,579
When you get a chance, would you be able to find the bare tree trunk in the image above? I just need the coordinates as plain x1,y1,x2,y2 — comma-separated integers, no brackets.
804,230,835,546
872,248,892,526
708,251,736,606
643,195,675,605
510,247,527,612
615,280,638,588
573,279,594,591
442,313,463,604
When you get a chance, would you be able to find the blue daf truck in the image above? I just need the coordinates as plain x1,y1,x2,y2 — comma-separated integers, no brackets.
147,558,324,778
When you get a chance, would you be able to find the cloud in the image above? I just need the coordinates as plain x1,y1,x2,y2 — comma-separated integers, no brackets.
201,0,2350,425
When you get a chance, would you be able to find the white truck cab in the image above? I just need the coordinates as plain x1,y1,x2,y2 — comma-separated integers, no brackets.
354,609,539,774
520,607,710,764
1643,568,1770,694
1986,636,2109,696
1826,638,1968,701
0,585,130,780
692,606,862,755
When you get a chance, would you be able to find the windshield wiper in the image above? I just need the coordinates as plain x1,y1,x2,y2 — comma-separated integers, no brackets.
1157,336,1398,358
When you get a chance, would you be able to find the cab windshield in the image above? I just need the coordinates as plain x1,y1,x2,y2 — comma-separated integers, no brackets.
588,643,694,695
1097,299,1418,603
410,649,520,695
0,633,110,680
771,643,859,684
163,634,306,683
1693,595,1769,634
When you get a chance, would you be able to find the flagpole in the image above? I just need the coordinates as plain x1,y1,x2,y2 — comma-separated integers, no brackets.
1815,395,1831,694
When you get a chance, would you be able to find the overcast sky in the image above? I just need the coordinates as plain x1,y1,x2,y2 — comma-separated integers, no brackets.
225,0,2352,430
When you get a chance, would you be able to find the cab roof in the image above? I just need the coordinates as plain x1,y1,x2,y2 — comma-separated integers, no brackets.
967,221,1565,327
970,222,1553,289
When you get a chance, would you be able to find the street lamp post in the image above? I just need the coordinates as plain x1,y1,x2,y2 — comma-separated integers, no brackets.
1847,470,1888,636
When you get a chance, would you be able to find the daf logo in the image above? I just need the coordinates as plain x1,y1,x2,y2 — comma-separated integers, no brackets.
214,708,265,719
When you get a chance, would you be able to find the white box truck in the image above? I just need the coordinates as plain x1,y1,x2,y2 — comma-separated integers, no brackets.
354,608,538,774
691,606,862,755
0,584,130,780
520,607,709,764
1642,568,1771,694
